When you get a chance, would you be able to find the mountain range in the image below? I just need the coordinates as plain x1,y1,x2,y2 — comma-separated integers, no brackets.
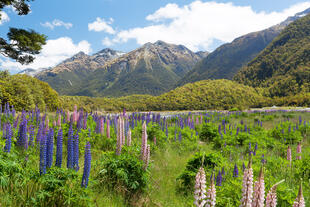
33,8,310,98
234,12,310,97
176,7,310,86
36,41,205,97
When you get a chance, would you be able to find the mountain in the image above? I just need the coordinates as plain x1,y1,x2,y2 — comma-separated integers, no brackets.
36,41,203,97
36,49,125,94
234,13,310,97
177,7,310,86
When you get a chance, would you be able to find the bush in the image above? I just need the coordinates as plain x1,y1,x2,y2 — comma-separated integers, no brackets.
177,152,223,194
95,151,149,199
199,123,219,142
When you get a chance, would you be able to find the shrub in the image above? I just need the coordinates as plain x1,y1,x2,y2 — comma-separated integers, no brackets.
95,151,149,199
177,152,223,194
199,123,219,142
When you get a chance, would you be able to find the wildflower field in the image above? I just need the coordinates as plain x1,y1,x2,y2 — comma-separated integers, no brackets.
0,103,309,207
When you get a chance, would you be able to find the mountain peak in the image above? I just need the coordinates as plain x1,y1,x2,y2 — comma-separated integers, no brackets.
91,48,125,63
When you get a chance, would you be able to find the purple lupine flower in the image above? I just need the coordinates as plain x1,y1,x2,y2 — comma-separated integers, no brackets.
4,123,12,153
13,114,19,128
233,164,239,177
55,128,63,167
81,142,91,188
40,133,47,175
242,162,246,172
46,128,54,168
178,131,182,142
261,154,266,164
36,123,43,145
73,131,79,171
67,123,74,169
17,118,28,150
216,171,222,186
221,167,225,176
28,125,35,147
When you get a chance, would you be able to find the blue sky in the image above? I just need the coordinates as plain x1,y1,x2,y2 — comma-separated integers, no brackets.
1,0,310,71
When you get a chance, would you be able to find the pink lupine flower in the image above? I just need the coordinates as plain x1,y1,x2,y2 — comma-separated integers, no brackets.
296,142,302,160
266,180,284,207
116,117,122,155
206,173,216,207
293,183,305,207
141,122,147,160
287,145,292,163
240,159,253,207
53,120,56,127
194,167,207,207
121,117,125,145
45,117,49,131
127,129,131,146
67,111,70,123
252,167,265,207
57,114,61,127
153,136,156,145
143,144,150,170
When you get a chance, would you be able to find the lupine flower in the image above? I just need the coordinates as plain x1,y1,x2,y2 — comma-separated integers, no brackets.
55,128,63,167
293,182,305,207
81,142,91,188
73,131,79,171
116,117,123,155
17,118,28,150
261,154,266,165
143,144,150,170
206,173,216,207
216,171,222,186
287,146,292,165
46,128,54,168
296,142,302,160
40,133,47,175
57,114,61,127
4,123,12,153
28,125,35,147
242,162,246,172
252,167,265,207
240,159,253,207
194,167,207,207
67,123,74,169
265,180,284,207
178,131,182,142
233,164,239,178
141,122,148,160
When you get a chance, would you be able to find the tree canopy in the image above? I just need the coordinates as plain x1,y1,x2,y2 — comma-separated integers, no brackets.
0,0,46,64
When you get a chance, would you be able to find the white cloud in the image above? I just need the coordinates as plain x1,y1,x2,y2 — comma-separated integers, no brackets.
88,17,116,34
0,11,10,24
0,37,92,71
110,1,310,51
102,37,114,46
41,19,73,30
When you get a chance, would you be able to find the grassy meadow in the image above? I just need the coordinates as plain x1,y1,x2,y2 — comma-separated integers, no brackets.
0,106,309,206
